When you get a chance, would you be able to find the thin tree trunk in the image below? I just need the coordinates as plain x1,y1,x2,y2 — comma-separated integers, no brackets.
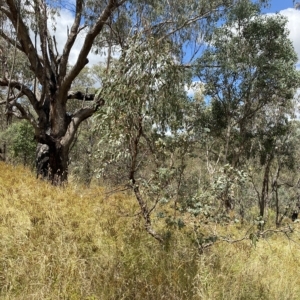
260,156,272,218
128,116,163,243
272,164,281,227
224,123,231,164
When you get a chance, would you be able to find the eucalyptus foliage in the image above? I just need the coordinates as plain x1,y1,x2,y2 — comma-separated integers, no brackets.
195,0,300,166
95,36,200,239
0,0,245,183
194,0,300,218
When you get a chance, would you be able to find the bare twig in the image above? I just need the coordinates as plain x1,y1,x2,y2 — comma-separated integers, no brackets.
198,225,295,252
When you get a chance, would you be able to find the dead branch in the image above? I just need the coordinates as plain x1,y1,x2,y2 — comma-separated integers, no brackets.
199,225,295,252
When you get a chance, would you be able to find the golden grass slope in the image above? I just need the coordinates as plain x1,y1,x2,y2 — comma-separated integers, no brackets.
1,162,300,299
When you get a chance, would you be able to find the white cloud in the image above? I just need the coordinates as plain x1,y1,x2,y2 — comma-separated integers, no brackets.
52,10,100,65
44,9,120,66
278,8,300,66
30,7,300,70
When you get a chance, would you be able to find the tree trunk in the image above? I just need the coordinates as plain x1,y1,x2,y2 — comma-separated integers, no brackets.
34,92,104,184
260,156,272,218
36,141,69,184
0,143,5,161
35,93,71,184
35,118,70,184
272,165,281,227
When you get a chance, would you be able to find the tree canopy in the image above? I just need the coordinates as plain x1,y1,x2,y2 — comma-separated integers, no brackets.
0,0,244,183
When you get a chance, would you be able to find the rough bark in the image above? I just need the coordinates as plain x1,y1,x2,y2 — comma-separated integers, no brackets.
0,0,122,183
34,95,104,184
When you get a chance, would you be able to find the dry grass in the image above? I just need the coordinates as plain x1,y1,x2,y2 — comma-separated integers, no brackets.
1,162,300,299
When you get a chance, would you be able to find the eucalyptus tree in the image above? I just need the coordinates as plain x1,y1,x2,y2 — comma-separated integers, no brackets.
95,36,198,241
0,0,244,184
194,0,300,215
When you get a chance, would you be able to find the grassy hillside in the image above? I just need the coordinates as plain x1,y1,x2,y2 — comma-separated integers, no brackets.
1,162,300,299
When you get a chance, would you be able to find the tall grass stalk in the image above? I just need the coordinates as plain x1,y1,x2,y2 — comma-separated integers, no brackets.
0,162,300,299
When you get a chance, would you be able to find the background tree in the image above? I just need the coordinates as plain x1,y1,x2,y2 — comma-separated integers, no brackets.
194,0,300,216
0,120,36,166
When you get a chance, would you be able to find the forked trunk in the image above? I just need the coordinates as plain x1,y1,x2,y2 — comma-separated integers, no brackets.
34,92,103,184
35,95,70,184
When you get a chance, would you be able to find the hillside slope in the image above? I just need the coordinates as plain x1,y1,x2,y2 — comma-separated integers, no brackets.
0,162,300,299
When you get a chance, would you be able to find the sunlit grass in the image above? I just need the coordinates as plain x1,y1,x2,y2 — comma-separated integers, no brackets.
1,162,300,299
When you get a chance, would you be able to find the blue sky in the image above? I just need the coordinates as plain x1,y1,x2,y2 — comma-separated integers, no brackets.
265,0,295,12
51,1,300,67
185,0,300,96
183,1,300,66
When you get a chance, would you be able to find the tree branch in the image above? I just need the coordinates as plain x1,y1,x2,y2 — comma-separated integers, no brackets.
157,5,232,43
198,225,294,252
61,0,126,99
0,31,23,52
67,90,97,101
0,78,39,111
34,0,54,101
4,0,44,82
60,98,105,148
59,0,84,81
13,101,38,129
